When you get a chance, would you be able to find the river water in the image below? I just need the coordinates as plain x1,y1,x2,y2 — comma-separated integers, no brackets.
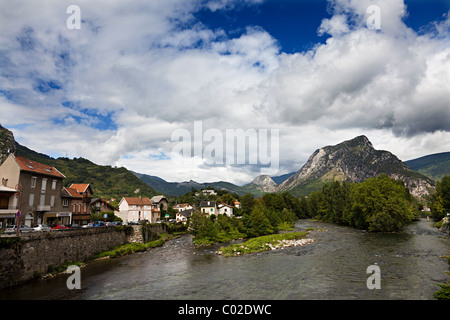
1,218,449,300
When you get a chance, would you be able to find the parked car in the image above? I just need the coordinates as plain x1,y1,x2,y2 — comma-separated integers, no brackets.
93,221,105,227
112,221,122,226
4,225,34,234
33,224,51,232
69,224,81,229
82,223,94,228
52,224,69,230
105,222,115,227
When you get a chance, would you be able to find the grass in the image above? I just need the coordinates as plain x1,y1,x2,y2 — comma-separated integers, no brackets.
91,233,170,259
216,231,309,257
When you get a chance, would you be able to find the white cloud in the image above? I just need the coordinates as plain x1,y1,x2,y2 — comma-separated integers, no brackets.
0,0,449,185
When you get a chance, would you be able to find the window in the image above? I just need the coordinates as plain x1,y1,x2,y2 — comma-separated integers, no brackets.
41,178,47,193
52,180,57,190
50,195,55,207
63,198,69,207
29,194,35,207
40,195,45,206
31,177,37,188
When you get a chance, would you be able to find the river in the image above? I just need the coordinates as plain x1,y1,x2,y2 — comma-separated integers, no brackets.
0,218,448,300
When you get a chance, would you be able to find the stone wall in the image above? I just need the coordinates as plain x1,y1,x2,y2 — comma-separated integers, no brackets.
0,227,132,289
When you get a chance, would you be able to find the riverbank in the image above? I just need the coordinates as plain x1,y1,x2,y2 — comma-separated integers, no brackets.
36,233,174,281
215,231,311,257
434,255,450,300
90,233,173,259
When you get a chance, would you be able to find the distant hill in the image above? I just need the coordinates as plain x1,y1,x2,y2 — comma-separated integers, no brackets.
405,152,450,181
0,124,158,199
277,135,435,198
271,172,295,185
133,170,297,197
132,171,258,196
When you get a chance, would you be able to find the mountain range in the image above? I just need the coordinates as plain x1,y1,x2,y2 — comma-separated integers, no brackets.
276,135,435,198
0,124,447,199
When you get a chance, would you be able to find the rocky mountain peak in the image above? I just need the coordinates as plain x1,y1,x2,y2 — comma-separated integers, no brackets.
0,124,16,165
277,135,434,198
251,174,278,193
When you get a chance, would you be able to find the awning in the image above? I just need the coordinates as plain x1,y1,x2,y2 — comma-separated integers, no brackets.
57,212,71,217
0,186,18,193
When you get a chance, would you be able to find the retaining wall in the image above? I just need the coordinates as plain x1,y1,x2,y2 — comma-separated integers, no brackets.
0,226,141,289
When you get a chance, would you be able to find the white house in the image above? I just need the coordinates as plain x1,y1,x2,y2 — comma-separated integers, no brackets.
118,196,159,223
176,209,194,224
174,203,193,212
200,201,218,216
218,203,234,217
195,189,217,196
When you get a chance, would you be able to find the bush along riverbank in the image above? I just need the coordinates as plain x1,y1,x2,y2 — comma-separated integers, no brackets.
434,255,450,300
216,231,311,257
90,233,173,259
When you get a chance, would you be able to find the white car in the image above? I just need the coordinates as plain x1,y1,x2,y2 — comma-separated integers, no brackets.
82,223,94,228
33,224,51,232
4,225,34,234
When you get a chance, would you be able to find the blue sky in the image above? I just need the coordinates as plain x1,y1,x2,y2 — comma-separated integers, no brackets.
195,0,449,53
0,0,449,184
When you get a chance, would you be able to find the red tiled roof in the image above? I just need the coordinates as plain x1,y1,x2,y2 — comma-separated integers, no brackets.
123,197,152,206
14,155,65,179
69,184,91,193
64,187,82,198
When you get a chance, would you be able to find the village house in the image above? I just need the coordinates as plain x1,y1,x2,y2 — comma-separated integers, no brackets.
150,195,168,211
195,189,217,196
218,203,234,217
0,154,72,228
90,198,117,216
176,208,194,224
65,183,93,226
200,201,218,216
174,203,193,212
117,195,168,224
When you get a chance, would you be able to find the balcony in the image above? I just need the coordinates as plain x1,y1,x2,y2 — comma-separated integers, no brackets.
36,205,51,212
0,206,18,216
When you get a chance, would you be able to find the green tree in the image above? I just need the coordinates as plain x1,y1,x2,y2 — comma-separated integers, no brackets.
217,193,236,206
240,193,255,215
430,176,450,220
246,202,273,237
347,174,415,232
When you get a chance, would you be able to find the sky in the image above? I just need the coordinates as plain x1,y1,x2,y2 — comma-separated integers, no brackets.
0,0,449,185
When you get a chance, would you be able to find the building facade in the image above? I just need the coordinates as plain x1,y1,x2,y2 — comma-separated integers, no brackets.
0,154,72,228
66,184,93,225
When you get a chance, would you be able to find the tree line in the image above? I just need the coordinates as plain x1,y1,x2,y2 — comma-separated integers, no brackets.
298,174,420,232
428,175,450,221
179,174,447,244
188,192,301,245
